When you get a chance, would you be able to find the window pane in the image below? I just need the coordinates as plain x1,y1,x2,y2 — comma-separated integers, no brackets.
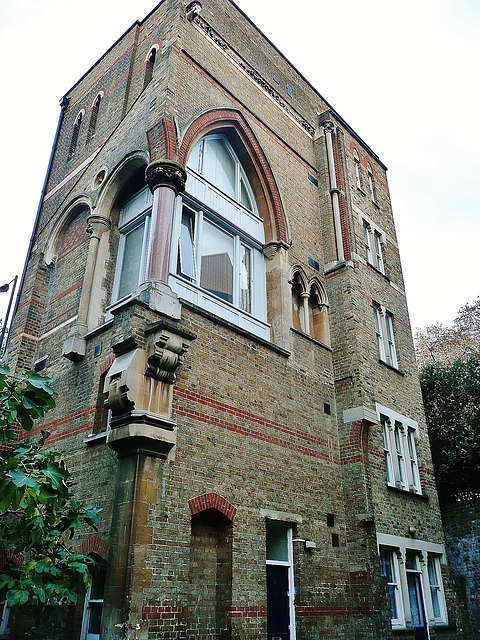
187,140,201,173
266,522,289,562
380,549,398,620
178,208,196,279
118,222,145,299
203,138,236,199
239,244,251,313
200,221,234,303
240,177,253,210
88,602,103,634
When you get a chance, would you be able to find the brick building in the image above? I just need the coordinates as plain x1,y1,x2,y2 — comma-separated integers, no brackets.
4,0,466,638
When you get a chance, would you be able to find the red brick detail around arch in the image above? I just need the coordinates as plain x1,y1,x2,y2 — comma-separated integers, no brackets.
146,114,178,162
77,535,109,561
178,109,287,243
188,493,237,522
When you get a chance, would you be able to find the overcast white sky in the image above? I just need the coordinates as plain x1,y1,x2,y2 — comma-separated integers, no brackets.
0,0,478,334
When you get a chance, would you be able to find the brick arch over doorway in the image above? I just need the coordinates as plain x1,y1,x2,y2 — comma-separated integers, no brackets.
188,492,237,521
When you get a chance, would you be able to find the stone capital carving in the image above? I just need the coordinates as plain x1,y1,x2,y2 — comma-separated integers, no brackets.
322,120,335,135
145,160,187,195
186,0,202,21
263,240,292,260
86,214,111,238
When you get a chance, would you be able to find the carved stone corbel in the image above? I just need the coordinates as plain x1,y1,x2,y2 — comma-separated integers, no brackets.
104,320,196,457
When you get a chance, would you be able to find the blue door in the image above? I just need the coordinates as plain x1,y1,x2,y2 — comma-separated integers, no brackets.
267,564,290,640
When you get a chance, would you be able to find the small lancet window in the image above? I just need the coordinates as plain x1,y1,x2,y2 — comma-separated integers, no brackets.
144,48,157,89
308,284,330,345
353,149,362,189
86,95,101,144
367,163,376,202
291,272,305,333
68,112,83,161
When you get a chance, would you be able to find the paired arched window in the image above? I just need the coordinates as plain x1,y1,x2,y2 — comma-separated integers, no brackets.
291,268,330,345
86,94,102,143
169,133,268,337
144,48,157,89
68,112,84,161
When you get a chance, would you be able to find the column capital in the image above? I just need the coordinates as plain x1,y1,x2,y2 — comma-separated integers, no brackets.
145,160,187,195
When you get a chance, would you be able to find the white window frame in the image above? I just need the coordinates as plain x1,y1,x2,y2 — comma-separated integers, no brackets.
0,601,10,638
367,163,376,202
362,219,385,274
111,187,153,304
377,534,448,630
81,565,107,640
427,554,448,624
372,303,398,368
266,521,296,640
377,404,421,494
379,547,405,628
354,150,362,190
169,135,269,340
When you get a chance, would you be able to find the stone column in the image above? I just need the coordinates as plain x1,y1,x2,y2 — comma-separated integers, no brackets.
323,120,345,262
63,214,111,361
101,318,196,640
144,160,187,283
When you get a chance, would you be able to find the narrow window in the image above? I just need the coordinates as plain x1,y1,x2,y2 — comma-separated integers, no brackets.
427,555,447,623
373,303,397,367
112,187,153,303
385,311,397,367
0,600,11,638
373,231,384,272
363,220,373,264
394,423,407,488
372,303,386,361
266,521,295,640
354,150,362,189
379,548,403,626
405,551,428,635
291,272,305,333
381,416,395,485
81,561,107,640
177,206,196,280
144,48,157,88
68,112,83,161
367,164,376,201
86,95,101,143
308,285,330,345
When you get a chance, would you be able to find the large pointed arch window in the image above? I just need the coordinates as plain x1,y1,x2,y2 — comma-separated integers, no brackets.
170,133,268,338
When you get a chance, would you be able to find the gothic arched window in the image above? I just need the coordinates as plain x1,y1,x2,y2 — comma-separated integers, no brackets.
170,133,268,338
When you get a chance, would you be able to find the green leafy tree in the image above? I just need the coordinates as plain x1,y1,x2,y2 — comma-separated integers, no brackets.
415,296,480,367
0,365,101,616
419,354,480,501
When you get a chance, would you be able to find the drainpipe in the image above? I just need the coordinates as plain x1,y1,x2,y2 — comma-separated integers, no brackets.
5,95,70,355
